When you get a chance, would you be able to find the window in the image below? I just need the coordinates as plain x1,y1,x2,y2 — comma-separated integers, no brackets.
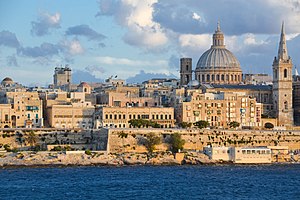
284,101,288,110
221,74,225,81
207,74,210,81
186,65,189,71
5,114,8,121
284,69,287,78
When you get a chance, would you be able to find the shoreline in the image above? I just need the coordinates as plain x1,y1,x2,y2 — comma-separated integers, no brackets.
0,151,298,169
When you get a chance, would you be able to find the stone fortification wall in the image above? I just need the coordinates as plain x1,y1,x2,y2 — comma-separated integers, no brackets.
107,128,300,153
0,129,108,151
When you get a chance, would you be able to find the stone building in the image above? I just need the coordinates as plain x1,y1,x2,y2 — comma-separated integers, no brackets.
293,69,300,125
272,22,294,126
0,91,43,128
46,102,95,129
53,66,72,91
180,58,193,86
174,89,261,128
77,82,91,94
94,106,175,129
194,22,242,85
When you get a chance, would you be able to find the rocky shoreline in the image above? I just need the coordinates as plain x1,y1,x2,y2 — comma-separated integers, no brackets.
0,151,218,168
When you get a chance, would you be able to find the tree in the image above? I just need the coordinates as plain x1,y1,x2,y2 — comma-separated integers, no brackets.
229,121,240,128
264,122,274,129
144,133,161,154
169,133,185,153
194,120,209,129
26,131,38,149
179,122,192,128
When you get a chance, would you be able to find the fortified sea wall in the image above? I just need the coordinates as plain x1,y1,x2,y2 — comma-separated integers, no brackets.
0,128,299,153
0,129,108,151
107,128,300,153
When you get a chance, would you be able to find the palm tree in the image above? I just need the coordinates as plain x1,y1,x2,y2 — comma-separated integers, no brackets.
27,131,38,149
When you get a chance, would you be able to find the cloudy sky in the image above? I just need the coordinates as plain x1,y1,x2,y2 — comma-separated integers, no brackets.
1,0,300,85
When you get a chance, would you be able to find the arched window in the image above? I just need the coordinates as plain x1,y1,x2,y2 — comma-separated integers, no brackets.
207,74,210,81
231,74,234,81
221,74,225,81
216,74,220,81
274,69,277,79
226,75,229,81
235,75,237,81
284,69,287,78
202,75,205,82
212,75,215,81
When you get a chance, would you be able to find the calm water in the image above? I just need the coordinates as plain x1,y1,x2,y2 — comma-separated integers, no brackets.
0,165,299,200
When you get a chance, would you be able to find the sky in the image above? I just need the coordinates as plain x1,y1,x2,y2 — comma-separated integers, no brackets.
1,0,300,86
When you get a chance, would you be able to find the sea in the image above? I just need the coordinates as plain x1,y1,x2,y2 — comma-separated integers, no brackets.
0,164,299,200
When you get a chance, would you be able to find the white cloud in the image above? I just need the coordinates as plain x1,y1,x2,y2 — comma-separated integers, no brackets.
31,11,61,36
97,0,168,50
61,39,84,55
192,12,201,21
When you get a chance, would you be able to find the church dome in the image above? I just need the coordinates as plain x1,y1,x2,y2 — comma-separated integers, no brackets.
196,48,241,70
1,77,14,86
195,22,242,85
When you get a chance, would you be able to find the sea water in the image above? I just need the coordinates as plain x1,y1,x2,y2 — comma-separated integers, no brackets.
0,164,299,200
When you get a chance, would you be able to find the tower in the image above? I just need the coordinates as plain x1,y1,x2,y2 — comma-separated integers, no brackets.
180,58,192,86
53,65,72,91
272,22,293,126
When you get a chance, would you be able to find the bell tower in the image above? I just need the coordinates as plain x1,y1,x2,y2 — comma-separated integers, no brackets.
180,58,192,86
272,22,293,126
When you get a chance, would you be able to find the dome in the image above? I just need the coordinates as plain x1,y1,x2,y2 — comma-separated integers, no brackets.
78,82,90,87
187,80,200,87
195,22,242,85
1,77,14,86
196,48,241,70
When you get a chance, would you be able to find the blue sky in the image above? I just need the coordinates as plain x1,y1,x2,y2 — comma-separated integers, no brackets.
1,0,300,86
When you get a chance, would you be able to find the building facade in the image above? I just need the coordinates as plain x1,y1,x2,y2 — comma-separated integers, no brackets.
95,106,175,129
175,90,262,128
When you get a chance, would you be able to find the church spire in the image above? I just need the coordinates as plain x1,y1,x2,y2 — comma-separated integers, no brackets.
278,21,288,60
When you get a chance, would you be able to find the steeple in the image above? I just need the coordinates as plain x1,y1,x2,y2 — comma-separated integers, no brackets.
212,21,225,48
278,21,289,60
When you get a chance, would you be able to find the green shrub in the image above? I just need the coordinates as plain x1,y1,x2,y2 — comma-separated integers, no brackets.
85,150,92,155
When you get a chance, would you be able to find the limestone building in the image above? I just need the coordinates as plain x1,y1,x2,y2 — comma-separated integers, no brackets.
272,22,293,126
0,91,43,128
53,66,72,90
174,89,261,128
94,106,175,129
180,58,193,86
